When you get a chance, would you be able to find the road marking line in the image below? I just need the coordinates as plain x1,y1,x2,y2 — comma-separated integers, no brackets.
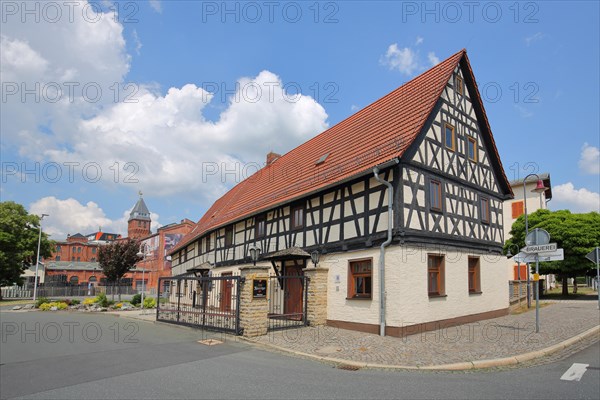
560,363,589,381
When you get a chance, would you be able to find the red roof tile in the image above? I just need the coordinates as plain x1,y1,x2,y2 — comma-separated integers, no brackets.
171,49,510,254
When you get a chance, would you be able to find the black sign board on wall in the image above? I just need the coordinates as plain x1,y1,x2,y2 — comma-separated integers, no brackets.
253,279,267,298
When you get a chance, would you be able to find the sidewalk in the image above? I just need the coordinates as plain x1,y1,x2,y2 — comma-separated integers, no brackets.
248,300,600,369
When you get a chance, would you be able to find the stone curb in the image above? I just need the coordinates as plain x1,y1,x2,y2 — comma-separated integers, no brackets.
240,325,600,371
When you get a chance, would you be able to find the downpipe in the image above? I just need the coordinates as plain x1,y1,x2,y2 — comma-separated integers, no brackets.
373,158,399,337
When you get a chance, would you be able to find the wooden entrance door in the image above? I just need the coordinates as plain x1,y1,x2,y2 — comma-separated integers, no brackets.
220,273,232,312
284,264,304,320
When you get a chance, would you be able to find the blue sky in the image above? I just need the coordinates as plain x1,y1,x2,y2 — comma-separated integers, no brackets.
1,0,599,239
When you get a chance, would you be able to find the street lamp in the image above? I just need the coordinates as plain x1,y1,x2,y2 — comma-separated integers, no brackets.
248,245,261,266
137,243,151,309
522,174,547,308
310,251,320,268
33,213,49,303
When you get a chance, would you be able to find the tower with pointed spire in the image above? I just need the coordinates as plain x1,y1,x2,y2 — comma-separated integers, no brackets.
128,191,151,239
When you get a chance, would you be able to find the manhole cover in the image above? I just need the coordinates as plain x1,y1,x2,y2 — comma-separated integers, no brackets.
337,364,361,371
197,339,223,346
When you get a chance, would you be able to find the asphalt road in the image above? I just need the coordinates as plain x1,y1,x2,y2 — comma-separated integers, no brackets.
1,311,598,399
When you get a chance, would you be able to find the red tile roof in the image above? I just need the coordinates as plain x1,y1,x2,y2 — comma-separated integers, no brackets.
171,49,511,254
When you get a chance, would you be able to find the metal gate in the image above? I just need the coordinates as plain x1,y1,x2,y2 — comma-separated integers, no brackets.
267,275,309,331
157,274,242,335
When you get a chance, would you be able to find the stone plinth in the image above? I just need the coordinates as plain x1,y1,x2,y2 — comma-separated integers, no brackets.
239,266,270,337
302,267,329,326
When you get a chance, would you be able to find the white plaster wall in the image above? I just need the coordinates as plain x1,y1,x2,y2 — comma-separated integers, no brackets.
323,248,381,325
325,244,509,327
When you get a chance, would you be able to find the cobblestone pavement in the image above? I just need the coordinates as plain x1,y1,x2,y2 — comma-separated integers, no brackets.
250,300,600,368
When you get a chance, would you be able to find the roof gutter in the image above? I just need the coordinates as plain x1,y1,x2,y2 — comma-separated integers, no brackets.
372,157,399,337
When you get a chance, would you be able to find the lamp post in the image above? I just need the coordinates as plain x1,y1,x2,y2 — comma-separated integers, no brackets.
33,213,49,303
522,174,547,308
249,245,261,266
137,243,150,309
310,251,320,268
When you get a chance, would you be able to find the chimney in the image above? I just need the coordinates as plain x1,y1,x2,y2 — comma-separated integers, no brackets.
266,151,281,166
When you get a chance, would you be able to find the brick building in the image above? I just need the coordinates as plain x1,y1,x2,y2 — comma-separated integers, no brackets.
43,195,194,294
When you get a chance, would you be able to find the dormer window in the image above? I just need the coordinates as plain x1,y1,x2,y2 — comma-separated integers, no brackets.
315,153,329,166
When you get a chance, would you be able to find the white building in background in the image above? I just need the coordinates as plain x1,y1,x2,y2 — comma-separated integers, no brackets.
503,173,555,288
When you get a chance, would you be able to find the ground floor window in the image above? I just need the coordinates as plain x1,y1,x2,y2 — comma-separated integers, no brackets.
428,255,445,296
468,257,481,293
348,259,372,299
69,276,79,285
136,280,148,290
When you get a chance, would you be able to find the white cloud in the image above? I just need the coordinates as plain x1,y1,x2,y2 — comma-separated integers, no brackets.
578,143,600,175
2,1,329,202
427,52,440,66
380,44,419,75
1,1,130,154
132,30,143,55
525,32,545,46
149,0,162,13
380,41,441,75
552,183,600,213
29,196,161,240
15,72,329,199
350,104,359,111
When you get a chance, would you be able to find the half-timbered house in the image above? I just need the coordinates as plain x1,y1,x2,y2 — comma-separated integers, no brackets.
169,49,514,336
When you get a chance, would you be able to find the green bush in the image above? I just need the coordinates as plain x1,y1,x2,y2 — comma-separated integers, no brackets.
94,292,109,307
131,293,142,306
70,299,80,305
36,297,50,308
143,297,156,309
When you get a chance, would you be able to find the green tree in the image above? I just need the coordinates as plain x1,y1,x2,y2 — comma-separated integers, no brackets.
504,209,600,296
98,239,139,301
0,202,54,299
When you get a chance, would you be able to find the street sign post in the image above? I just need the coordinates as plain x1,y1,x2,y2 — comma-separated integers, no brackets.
521,228,555,333
514,249,564,264
585,247,600,310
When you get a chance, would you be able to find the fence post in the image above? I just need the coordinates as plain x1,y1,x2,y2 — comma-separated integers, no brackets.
302,267,329,326
239,266,270,337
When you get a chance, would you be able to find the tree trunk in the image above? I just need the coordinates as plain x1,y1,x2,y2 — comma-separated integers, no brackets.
562,275,569,296
573,277,578,294
118,277,122,302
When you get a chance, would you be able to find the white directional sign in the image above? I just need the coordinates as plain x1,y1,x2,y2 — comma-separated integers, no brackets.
522,243,557,254
514,249,564,263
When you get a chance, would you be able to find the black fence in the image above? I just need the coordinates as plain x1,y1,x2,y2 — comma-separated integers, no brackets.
1,285,94,299
267,275,309,331
157,275,242,335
